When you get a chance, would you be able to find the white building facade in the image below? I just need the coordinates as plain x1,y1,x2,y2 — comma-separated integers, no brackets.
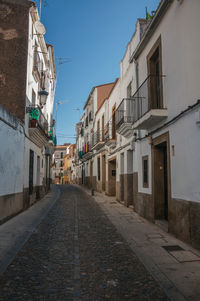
75,0,200,249
0,0,56,222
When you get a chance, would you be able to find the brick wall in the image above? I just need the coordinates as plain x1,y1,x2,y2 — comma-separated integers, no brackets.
97,83,115,112
0,0,31,121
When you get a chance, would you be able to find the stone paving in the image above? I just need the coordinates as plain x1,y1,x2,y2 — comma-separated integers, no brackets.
0,185,169,300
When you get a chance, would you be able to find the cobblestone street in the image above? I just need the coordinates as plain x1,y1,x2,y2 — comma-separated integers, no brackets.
0,185,169,300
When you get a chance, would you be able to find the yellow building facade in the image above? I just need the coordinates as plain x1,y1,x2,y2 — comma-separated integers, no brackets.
63,154,70,184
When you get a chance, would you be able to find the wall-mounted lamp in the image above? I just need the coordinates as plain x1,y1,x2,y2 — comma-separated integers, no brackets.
39,89,49,107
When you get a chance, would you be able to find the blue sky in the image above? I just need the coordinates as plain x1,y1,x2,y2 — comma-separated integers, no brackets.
36,0,160,145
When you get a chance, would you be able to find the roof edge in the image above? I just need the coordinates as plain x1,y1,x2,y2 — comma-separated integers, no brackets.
83,81,116,110
130,0,173,62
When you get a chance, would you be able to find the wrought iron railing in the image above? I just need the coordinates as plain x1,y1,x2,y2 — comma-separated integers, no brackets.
116,75,165,128
92,129,104,147
28,105,48,135
104,120,116,142
82,142,92,155
116,98,135,130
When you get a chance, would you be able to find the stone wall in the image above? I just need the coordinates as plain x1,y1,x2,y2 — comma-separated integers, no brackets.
96,181,102,192
84,176,90,188
133,172,154,222
124,173,133,207
119,175,124,203
116,181,120,200
92,176,97,190
0,185,49,224
169,198,200,250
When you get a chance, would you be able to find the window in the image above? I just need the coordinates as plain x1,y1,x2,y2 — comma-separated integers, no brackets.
61,152,63,158
33,43,40,73
97,157,101,181
102,114,104,141
60,160,63,167
112,170,116,177
142,156,148,188
147,36,163,109
97,119,100,142
85,116,88,128
127,82,132,98
112,104,116,139
32,89,36,106
89,111,93,122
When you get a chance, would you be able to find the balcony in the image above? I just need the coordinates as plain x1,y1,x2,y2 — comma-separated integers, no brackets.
104,122,116,148
132,75,168,129
85,116,88,128
28,105,50,148
116,75,168,134
116,98,135,138
79,150,83,159
82,142,93,160
92,129,105,151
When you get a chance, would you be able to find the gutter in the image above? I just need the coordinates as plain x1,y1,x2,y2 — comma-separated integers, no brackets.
130,0,173,62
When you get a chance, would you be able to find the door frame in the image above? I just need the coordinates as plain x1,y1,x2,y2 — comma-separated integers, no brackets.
152,132,171,220
90,159,93,188
108,156,117,196
101,153,106,191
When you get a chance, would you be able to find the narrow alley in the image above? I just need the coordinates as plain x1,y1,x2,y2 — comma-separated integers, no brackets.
0,185,169,300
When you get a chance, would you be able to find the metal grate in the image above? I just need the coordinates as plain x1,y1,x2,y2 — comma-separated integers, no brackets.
162,245,184,252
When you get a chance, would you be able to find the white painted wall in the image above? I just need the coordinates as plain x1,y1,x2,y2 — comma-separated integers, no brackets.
77,0,200,205
0,106,24,196
134,0,200,201
24,7,56,189
137,0,200,119
168,108,200,202
24,138,45,188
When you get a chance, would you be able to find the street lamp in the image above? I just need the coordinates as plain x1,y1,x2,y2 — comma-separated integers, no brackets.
39,89,49,107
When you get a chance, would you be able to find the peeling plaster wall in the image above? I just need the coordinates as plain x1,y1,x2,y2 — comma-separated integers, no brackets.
0,105,24,196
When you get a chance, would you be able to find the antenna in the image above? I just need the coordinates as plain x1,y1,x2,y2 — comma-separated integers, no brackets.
55,100,71,131
72,108,81,119
56,58,72,66
39,0,48,19
53,58,72,98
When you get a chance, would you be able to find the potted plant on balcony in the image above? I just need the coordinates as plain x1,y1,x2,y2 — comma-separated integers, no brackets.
29,108,40,128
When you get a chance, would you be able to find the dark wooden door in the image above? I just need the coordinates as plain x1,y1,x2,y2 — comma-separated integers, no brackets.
29,150,34,195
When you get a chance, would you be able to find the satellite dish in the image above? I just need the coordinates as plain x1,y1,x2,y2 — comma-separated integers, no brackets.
35,21,46,35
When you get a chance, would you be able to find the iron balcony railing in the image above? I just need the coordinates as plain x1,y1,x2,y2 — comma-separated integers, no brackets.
116,98,135,130
116,74,165,128
92,129,105,147
28,105,49,136
104,120,116,142
82,142,92,155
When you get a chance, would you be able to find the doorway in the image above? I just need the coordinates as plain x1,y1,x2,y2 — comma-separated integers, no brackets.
102,154,106,191
153,133,170,222
120,153,124,202
29,150,34,195
90,160,93,188
108,158,116,196
36,156,40,199
147,36,163,110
